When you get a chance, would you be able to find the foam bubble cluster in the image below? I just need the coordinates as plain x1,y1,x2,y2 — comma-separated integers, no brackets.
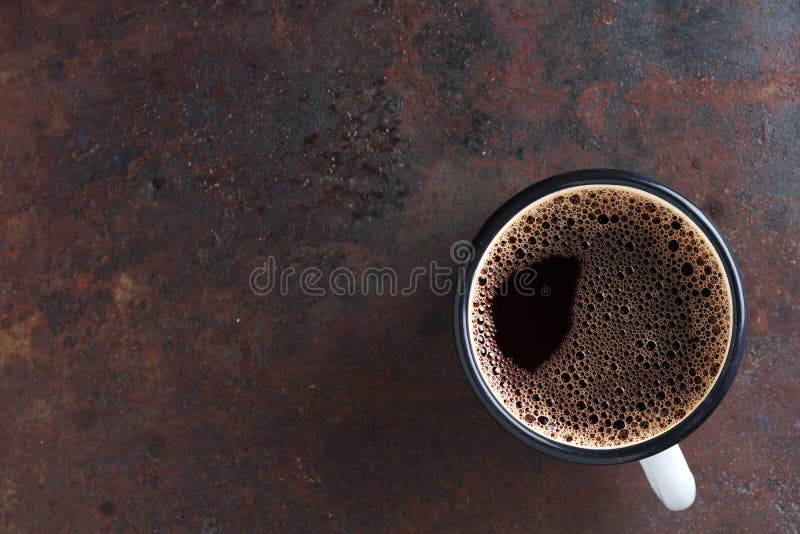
469,185,733,448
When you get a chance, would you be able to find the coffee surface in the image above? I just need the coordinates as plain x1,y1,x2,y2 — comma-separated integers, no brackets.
469,185,733,448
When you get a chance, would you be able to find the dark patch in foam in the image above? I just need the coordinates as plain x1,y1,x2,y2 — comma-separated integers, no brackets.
491,257,580,374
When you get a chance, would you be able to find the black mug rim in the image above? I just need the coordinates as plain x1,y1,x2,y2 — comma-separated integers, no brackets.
453,169,746,464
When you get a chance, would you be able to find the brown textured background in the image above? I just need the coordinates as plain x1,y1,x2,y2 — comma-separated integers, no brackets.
1,1,798,532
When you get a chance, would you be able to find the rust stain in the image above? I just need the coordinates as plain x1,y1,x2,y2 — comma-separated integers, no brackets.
112,272,138,310
576,82,617,137
626,72,800,109
1,479,19,517
0,311,43,367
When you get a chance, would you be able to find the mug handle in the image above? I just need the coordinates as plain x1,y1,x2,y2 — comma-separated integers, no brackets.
638,443,696,511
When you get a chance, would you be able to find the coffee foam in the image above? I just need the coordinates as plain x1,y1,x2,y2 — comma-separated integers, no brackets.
468,185,733,448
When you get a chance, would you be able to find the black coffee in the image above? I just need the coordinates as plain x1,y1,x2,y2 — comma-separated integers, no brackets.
491,256,580,372
469,185,733,448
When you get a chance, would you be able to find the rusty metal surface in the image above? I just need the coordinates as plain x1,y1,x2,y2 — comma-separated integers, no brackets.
1,1,798,532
